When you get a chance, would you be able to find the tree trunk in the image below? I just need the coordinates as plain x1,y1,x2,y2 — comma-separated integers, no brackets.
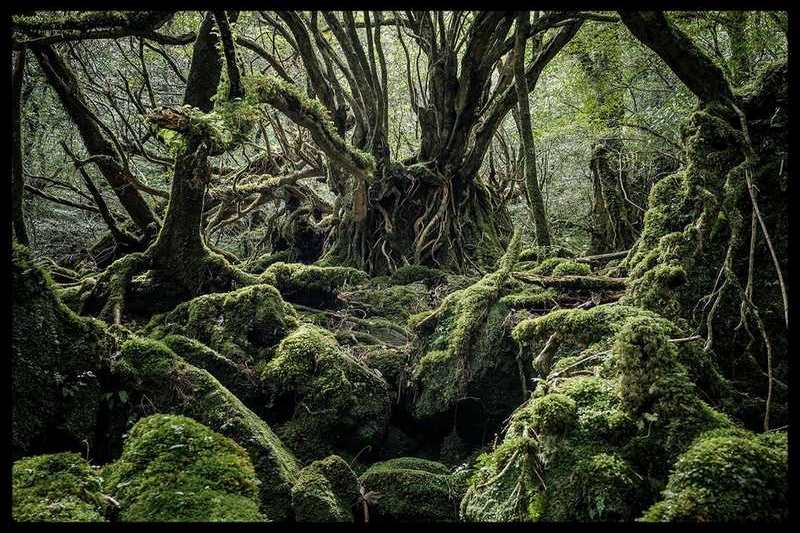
151,11,223,263
11,49,29,245
513,11,551,247
618,11,733,104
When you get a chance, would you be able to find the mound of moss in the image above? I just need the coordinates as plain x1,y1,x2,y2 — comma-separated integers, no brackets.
359,457,460,522
339,281,431,321
110,337,299,520
262,324,391,463
13,452,108,522
292,455,359,522
103,414,265,522
261,262,369,307
642,429,787,522
408,231,528,447
389,264,447,287
12,244,115,458
145,283,298,367
462,309,735,522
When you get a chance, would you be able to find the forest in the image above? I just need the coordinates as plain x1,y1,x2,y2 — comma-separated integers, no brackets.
10,9,789,523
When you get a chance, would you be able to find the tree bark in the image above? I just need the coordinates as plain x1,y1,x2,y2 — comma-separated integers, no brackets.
513,11,551,247
151,11,224,262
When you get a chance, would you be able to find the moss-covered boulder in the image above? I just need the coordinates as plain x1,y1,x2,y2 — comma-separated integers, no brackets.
13,453,108,522
12,244,115,458
291,455,359,522
409,232,528,447
261,262,369,307
145,283,298,367
103,414,265,522
110,337,299,520
462,308,735,522
389,264,447,287
359,457,460,522
339,281,431,321
642,429,787,522
262,324,391,463
620,63,788,429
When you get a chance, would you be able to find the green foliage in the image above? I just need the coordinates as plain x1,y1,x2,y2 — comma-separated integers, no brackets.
13,453,107,522
103,414,265,522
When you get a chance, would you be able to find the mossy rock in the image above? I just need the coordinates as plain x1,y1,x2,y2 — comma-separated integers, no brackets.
13,452,107,522
361,346,409,402
465,307,736,522
518,394,578,435
389,264,447,287
551,260,591,277
545,450,642,521
359,457,459,522
642,429,787,522
519,245,576,263
110,337,299,520
145,283,298,367
340,281,431,320
409,233,528,447
103,414,266,522
160,334,261,406
291,455,359,522
12,244,115,458
262,324,391,463
261,262,369,307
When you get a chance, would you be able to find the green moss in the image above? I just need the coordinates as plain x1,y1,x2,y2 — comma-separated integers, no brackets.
530,257,580,276
160,334,261,405
519,245,576,263
411,231,524,429
13,453,107,522
361,346,408,402
551,261,591,277
359,458,459,522
12,244,114,457
641,430,787,522
291,455,358,522
145,284,298,367
262,324,390,463
390,264,447,286
103,414,265,522
111,337,299,520
499,288,557,309
517,394,577,435
544,451,640,521
261,262,369,307
341,282,430,320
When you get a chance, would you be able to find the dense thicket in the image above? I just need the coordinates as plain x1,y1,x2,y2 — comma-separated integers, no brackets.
11,10,788,523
